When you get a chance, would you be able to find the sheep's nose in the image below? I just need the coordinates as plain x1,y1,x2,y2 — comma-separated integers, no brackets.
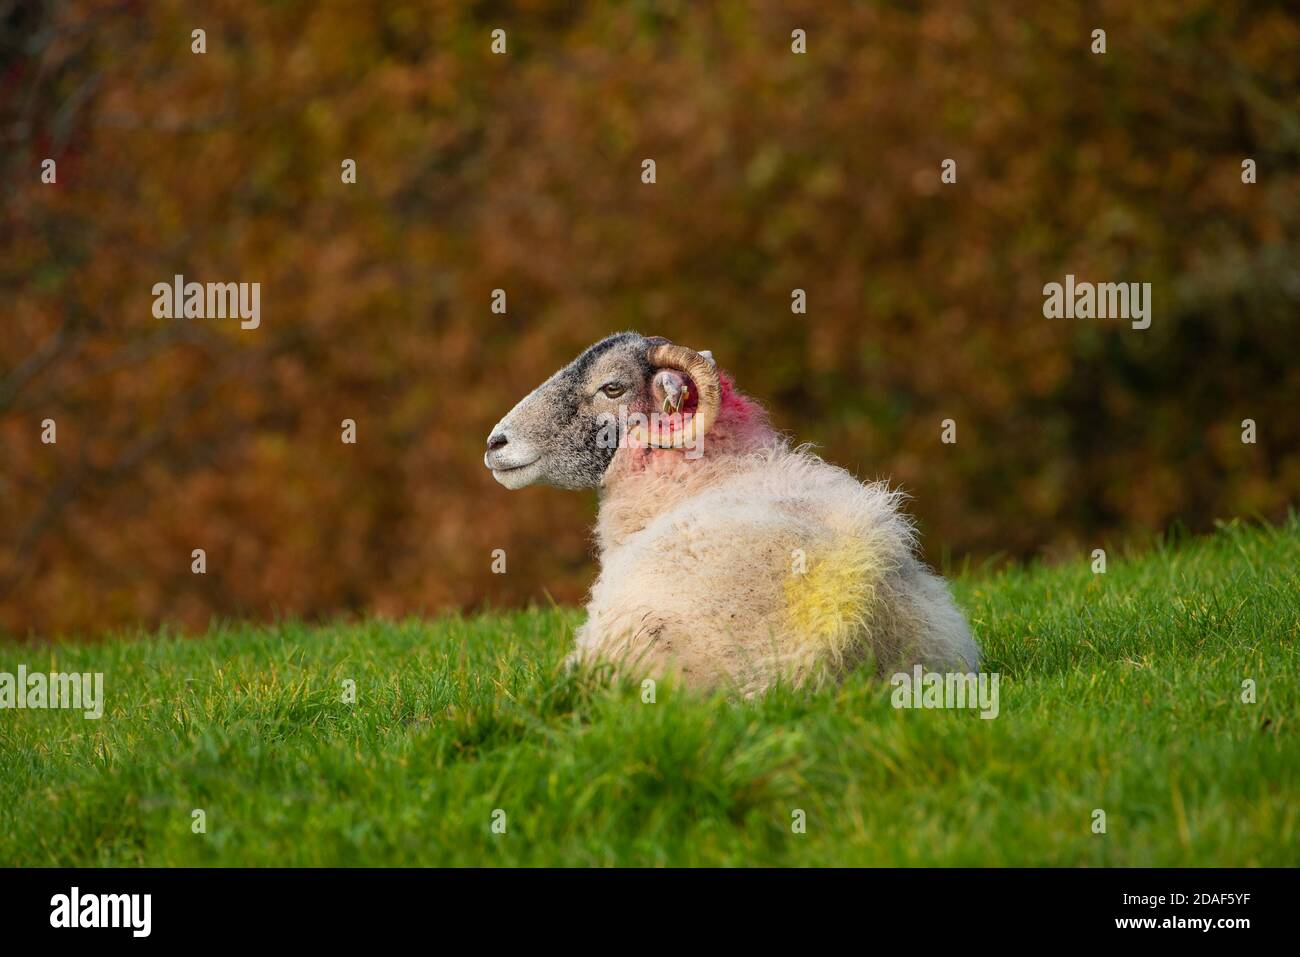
487,432,508,451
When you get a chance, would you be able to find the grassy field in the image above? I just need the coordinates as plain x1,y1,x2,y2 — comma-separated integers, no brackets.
1,517,1297,866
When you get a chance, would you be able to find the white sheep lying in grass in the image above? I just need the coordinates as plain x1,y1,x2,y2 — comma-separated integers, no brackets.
485,332,979,694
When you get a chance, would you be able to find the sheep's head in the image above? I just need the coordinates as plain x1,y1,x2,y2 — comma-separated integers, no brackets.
484,332,720,489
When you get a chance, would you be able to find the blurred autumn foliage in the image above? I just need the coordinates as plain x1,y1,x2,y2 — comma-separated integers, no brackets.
2,0,1298,638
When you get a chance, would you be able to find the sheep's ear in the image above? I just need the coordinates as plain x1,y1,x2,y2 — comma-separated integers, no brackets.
698,350,716,367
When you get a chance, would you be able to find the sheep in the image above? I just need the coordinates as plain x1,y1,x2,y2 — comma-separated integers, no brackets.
484,332,980,695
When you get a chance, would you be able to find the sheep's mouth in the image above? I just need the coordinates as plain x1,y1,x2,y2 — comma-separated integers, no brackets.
492,460,537,473
487,455,543,489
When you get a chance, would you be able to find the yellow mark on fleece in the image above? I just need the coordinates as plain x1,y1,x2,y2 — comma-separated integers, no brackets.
783,538,886,675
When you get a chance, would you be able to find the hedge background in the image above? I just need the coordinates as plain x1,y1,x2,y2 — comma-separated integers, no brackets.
2,0,1298,637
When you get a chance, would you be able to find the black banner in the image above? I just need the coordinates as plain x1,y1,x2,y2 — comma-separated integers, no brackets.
0,867,1286,943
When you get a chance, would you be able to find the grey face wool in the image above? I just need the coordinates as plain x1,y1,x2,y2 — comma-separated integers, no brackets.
485,332,658,490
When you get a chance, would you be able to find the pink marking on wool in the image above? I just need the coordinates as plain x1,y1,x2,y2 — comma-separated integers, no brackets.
604,368,774,485
718,373,760,423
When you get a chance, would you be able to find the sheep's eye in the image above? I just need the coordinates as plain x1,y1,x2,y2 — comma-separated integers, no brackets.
600,383,625,398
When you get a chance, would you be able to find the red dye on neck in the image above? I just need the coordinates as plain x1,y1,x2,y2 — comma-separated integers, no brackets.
718,373,760,424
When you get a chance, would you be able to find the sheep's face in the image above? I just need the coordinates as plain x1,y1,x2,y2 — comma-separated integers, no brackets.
485,332,666,490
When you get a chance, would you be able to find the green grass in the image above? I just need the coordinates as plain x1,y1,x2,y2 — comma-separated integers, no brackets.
1,517,1297,866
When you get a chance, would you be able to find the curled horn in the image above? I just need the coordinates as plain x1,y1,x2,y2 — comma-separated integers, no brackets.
633,341,722,449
